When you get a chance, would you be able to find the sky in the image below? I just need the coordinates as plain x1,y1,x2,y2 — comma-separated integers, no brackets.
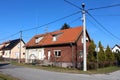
0,0,120,48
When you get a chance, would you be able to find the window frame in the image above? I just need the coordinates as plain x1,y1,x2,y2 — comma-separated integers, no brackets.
54,50,61,57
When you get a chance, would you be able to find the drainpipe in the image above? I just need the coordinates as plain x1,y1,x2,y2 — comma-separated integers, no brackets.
10,50,11,62
70,43,75,68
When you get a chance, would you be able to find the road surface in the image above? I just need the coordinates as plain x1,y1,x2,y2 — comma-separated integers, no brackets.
0,64,120,80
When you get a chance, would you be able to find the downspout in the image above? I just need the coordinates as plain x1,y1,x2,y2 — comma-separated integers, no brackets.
70,43,75,68
9,50,11,62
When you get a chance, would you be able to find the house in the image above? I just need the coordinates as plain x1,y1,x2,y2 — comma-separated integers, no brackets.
112,44,120,53
0,39,26,61
25,26,90,68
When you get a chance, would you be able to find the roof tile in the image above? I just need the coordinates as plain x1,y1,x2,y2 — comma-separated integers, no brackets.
26,26,83,47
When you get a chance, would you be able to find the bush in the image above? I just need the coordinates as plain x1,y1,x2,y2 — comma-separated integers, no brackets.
87,62,97,70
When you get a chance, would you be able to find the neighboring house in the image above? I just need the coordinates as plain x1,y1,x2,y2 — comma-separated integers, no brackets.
112,44,120,53
0,39,25,60
25,26,90,68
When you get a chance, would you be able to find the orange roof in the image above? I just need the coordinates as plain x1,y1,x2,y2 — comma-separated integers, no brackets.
25,26,83,47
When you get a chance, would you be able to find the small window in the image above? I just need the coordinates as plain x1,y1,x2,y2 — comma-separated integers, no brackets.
81,37,89,43
35,36,43,44
23,53,25,55
54,50,61,57
52,33,63,42
116,49,119,53
86,37,89,42
80,50,83,58
53,36,57,41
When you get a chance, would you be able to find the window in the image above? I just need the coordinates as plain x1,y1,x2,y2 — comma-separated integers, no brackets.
81,37,89,43
54,50,61,57
48,51,51,60
116,49,120,53
86,37,89,42
52,32,63,42
53,36,57,41
80,50,83,57
23,53,25,55
35,36,44,44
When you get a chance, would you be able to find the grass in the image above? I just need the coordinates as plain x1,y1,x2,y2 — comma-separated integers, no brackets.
0,73,20,80
11,61,120,74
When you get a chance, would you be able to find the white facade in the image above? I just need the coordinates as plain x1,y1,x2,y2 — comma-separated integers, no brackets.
112,45,120,53
25,48,45,63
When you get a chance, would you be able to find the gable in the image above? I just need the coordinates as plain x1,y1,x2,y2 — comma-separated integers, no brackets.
1,39,25,50
112,45,120,52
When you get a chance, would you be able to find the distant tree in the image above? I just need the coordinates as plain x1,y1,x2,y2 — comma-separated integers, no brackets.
105,45,115,66
60,23,70,30
114,52,120,66
105,45,115,61
87,40,97,69
87,40,96,62
98,41,105,68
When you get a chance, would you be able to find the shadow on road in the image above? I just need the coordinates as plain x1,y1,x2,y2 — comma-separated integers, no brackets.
0,64,23,69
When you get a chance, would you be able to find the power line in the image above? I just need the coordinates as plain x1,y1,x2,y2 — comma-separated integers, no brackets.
68,17,81,24
22,11,81,32
0,11,81,42
87,11,120,41
64,0,120,41
64,0,82,10
87,17,114,39
88,4,120,11
92,14,120,16
0,31,20,41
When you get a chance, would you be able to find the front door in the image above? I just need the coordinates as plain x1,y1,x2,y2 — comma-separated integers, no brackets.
48,51,51,60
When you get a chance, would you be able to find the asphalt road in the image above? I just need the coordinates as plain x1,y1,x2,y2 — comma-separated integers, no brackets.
0,64,120,80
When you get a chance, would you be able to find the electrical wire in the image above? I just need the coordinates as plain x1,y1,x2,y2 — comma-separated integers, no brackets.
92,14,120,17
0,11,81,42
68,17,81,24
0,31,20,41
22,11,81,32
64,0,82,10
88,4,120,11
87,11,120,41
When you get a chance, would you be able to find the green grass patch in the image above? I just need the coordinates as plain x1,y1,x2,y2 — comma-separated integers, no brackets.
11,61,120,74
0,73,20,80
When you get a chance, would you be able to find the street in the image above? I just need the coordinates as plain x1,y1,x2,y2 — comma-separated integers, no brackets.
0,64,120,80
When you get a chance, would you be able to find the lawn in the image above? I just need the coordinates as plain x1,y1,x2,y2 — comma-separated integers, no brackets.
11,62,120,74
0,73,20,80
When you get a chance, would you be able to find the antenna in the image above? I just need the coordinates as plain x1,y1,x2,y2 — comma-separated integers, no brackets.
45,25,48,33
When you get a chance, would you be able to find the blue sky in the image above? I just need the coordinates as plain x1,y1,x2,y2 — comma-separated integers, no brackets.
0,0,120,48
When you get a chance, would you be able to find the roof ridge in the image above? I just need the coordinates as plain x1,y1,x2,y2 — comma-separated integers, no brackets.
34,26,83,37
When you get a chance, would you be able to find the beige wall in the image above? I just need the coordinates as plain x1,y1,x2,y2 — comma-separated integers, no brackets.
3,50,10,58
2,41,25,59
11,41,25,59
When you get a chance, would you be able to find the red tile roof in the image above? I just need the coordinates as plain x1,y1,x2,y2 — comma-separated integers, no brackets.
25,26,83,47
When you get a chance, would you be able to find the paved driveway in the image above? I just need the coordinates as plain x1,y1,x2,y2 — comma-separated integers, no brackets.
0,64,120,80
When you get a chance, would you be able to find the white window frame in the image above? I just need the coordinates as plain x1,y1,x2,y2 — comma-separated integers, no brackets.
54,50,61,57
35,36,44,44
53,36,57,41
81,37,89,43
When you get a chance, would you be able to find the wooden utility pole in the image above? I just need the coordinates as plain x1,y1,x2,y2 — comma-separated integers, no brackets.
18,31,22,63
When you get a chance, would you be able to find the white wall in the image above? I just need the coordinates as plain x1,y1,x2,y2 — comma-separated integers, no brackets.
25,48,45,63
112,46,120,53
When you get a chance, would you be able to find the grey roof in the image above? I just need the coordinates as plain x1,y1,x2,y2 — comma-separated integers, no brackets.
1,39,24,50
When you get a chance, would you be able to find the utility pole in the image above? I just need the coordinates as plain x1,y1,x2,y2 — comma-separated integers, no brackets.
19,31,22,63
82,3,87,71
